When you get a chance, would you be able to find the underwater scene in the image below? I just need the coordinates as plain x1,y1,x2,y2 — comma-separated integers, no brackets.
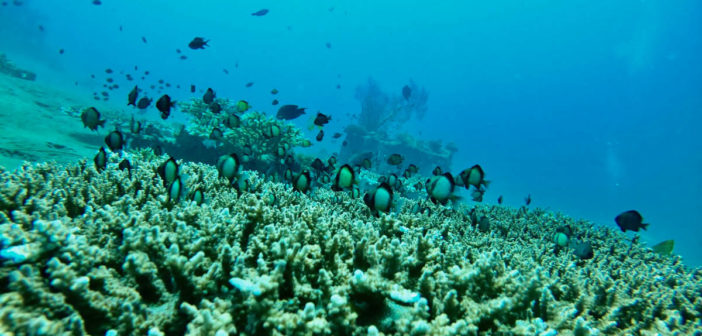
0,0,701,335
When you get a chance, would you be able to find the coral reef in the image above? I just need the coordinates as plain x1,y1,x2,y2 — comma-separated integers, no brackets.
0,150,701,335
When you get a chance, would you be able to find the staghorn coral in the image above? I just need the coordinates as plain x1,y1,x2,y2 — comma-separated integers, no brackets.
0,150,701,335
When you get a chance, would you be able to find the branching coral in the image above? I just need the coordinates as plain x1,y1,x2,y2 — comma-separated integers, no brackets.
0,151,700,335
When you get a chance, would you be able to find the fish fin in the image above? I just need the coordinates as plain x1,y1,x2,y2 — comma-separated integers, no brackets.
641,223,649,230
482,180,491,188
98,119,106,128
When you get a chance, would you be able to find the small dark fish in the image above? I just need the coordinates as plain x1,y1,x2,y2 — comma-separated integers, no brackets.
387,153,404,166
209,102,222,114
223,114,241,129
497,195,503,204
104,130,125,151
127,85,138,106
525,194,532,206
364,182,393,214
92,0,101,5
119,25,123,32
156,95,175,119
402,84,411,100
272,99,279,105
137,97,152,109
217,153,240,183
313,113,331,127
271,88,279,94
325,42,331,49
105,68,113,74
316,130,324,141
130,117,142,134
210,127,224,141
118,159,131,175
276,105,307,120
342,141,347,146
407,164,419,175
203,88,215,104
141,36,147,43
336,84,341,89
190,85,196,93
38,25,44,32
361,158,372,169
94,147,107,171
176,49,181,53
223,68,229,74
333,133,342,139
571,241,594,260
426,173,456,205
179,55,187,60
80,107,106,131
251,9,269,16
157,156,179,186
432,166,442,176
292,170,313,194
245,82,254,88
615,210,649,232
311,158,326,172
59,49,64,54
188,37,208,49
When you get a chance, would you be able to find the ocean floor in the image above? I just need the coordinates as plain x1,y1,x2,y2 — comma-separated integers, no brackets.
0,74,701,335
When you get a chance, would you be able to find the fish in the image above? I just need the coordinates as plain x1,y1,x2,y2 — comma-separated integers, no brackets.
325,42,331,49
94,147,107,172
311,158,326,172
80,107,106,131
130,116,142,134
59,49,64,54
477,216,490,233
426,173,456,205
293,170,312,193
432,166,442,176
402,85,411,100
525,194,532,206
141,36,147,43
651,240,674,256
571,241,594,260
497,195,503,204
363,182,393,214
236,100,251,113
271,88,279,94
470,189,484,202
105,68,113,74
272,99,279,105
245,82,254,88
127,86,138,106
190,85,196,93
327,156,337,166
387,174,399,189
319,174,331,184
203,88,216,104
313,113,331,126
210,127,224,141
316,130,324,141
167,176,183,203
615,210,649,232
263,124,281,139
223,114,241,129
157,156,180,187
387,153,404,166
137,97,152,109
332,133,342,139
209,102,222,114
223,69,229,75
118,159,131,175
188,37,209,49
156,95,175,119
189,188,205,206
361,158,372,169
284,168,293,181
104,130,125,152
217,153,240,183
332,164,355,191
251,9,269,16
276,105,307,120
406,164,419,175
462,165,489,189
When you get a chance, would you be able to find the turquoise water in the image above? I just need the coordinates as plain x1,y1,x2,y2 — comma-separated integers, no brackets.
1,0,700,268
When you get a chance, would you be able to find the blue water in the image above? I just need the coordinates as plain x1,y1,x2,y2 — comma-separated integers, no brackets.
2,1,701,265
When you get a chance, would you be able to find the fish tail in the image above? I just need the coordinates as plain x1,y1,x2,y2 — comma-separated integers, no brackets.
641,223,649,230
